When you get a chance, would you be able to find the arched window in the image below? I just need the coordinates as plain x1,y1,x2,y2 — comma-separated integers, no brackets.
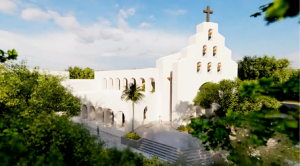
115,78,120,90
122,78,128,90
207,62,212,73
213,46,217,56
197,62,201,73
108,78,113,90
149,78,155,93
103,78,107,90
139,78,145,91
130,78,136,86
203,45,207,56
217,62,222,73
208,29,213,41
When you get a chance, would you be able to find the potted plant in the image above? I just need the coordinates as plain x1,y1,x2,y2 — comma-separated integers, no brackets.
121,132,142,148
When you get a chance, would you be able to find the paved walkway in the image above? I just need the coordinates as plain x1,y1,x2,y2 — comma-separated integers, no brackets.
135,122,203,150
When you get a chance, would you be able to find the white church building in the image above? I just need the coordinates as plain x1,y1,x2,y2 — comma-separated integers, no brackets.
46,17,237,137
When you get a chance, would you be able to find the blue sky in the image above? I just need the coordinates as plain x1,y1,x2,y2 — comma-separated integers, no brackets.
0,0,299,70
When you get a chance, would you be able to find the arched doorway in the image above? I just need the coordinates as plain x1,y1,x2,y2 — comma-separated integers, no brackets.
82,105,88,119
116,111,125,128
198,82,215,116
89,106,96,121
96,107,104,123
105,109,114,126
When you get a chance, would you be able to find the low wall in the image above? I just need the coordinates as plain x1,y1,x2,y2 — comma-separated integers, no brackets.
71,116,127,137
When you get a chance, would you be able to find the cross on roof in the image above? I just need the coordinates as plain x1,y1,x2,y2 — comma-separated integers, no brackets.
203,6,213,22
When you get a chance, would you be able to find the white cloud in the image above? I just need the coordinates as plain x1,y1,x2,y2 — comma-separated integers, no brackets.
97,17,111,26
139,22,151,28
0,0,17,14
148,15,155,20
0,8,188,70
118,8,135,18
20,8,52,21
47,10,81,30
165,9,186,15
115,3,118,7
117,8,135,30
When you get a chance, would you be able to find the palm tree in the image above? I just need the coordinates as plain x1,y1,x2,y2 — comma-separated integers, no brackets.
121,83,145,132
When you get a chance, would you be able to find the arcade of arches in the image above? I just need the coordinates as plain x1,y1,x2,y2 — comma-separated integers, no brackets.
81,105,149,128
81,105,126,128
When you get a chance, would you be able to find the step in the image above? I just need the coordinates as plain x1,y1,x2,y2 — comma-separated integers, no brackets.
136,138,214,165
138,145,179,161
185,152,212,159
138,144,179,160
137,147,178,162
139,141,182,155
142,139,179,151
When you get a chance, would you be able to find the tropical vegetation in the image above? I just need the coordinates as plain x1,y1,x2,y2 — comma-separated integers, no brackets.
121,83,145,132
189,55,299,165
66,66,94,79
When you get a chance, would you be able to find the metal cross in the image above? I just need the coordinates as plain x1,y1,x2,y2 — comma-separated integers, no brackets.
203,6,213,22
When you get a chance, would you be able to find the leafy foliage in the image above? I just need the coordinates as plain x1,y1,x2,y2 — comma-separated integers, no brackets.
193,78,281,118
176,124,194,133
121,83,145,132
251,0,300,24
0,60,82,119
66,66,94,79
124,132,141,140
237,55,296,83
143,156,169,166
0,49,18,63
190,75,300,165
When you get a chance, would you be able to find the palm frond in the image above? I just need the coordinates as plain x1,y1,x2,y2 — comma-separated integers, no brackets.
120,83,145,103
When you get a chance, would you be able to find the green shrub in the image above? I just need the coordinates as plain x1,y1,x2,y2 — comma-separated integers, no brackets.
143,156,170,166
177,125,186,132
124,132,141,140
176,124,194,133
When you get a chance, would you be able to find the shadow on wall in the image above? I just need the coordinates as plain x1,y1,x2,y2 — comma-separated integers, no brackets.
172,101,195,129
172,101,214,129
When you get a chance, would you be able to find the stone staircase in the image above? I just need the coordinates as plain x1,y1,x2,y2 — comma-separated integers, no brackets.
137,138,214,165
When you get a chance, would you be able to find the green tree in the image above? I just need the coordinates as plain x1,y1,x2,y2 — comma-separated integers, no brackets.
66,66,94,79
121,83,145,132
251,0,300,25
0,60,82,119
193,78,280,118
0,49,18,63
238,55,296,83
